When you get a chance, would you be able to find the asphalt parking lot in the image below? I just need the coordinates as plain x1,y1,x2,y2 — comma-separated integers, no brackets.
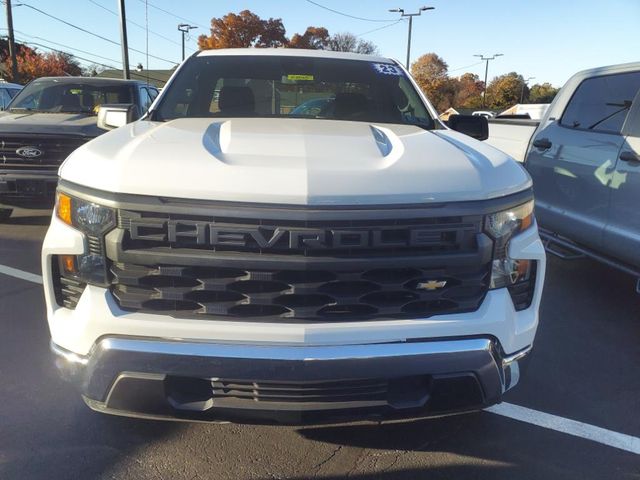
0,208,639,480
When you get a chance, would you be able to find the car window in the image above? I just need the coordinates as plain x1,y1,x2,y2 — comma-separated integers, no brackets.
139,87,151,111
7,88,20,99
147,87,158,101
0,88,11,109
560,71,640,134
156,55,435,129
9,81,134,114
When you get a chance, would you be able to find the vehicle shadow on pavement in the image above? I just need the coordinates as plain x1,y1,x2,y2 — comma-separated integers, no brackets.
291,412,639,479
4,215,51,226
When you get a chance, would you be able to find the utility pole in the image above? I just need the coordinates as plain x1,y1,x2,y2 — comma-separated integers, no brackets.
118,0,130,79
521,76,535,103
178,24,197,61
473,53,503,108
389,6,435,69
5,0,18,83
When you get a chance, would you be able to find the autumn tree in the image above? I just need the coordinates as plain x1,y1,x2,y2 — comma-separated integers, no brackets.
198,10,287,49
5,49,82,83
453,72,484,109
327,33,378,55
289,27,330,49
411,53,456,112
486,72,526,109
529,82,559,103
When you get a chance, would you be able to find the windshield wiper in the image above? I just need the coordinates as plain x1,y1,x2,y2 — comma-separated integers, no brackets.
587,100,632,130
8,107,34,113
405,119,434,131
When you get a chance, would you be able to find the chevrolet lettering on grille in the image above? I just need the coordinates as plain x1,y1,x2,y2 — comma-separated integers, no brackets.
128,219,452,250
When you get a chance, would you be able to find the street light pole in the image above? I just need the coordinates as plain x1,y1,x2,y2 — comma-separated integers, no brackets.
389,6,435,69
118,0,130,79
473,53,503,108
178,24,197,61
5,0,18,83
521,76,535,103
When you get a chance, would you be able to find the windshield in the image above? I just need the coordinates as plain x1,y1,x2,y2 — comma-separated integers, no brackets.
154,55,435,128
8,80,134,115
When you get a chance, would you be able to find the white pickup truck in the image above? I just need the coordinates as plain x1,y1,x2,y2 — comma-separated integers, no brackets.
42,49,545,423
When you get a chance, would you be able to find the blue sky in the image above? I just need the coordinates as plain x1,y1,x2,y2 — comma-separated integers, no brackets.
4,0,640,86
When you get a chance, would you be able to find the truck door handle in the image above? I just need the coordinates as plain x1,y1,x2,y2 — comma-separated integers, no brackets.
532,138,552,150
619,151,640,163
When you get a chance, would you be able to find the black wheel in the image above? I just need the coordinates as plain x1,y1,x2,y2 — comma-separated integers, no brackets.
0,208,13,222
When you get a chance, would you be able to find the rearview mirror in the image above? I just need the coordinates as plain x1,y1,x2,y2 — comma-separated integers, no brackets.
447,114,489,141
97,103,139,130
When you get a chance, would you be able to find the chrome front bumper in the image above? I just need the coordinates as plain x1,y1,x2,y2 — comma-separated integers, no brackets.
52,337,531,424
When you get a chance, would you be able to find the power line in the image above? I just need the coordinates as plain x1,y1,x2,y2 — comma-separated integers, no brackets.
305,0,397,23
356,19,404,37
448,61,485,74
9,28,122,64
137,0,207,30
15,2,178,65
10,35,170,84
88,0,189,50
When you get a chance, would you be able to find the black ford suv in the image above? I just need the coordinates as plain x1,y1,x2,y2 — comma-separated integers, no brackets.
0,77,158,221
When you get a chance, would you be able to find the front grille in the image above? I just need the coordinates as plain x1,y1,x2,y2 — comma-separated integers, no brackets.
111,262,490,320
0,135,88,171
211,378,389,403
108,206,492,321
116,209,479,257
164,375,437,411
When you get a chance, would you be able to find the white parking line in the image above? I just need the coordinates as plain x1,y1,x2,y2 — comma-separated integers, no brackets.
488,402,640,455
0,264,43,284
0,263,638,455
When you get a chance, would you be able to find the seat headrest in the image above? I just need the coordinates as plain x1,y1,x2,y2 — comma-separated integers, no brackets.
333,92,369,118
218,86,255,115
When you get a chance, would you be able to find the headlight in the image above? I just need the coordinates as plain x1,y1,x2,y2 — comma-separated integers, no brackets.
55,191,115,235
55,191,115,287
485,200,534,244
485,200,536,300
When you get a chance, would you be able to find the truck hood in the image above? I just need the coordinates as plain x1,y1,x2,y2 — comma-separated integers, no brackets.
60,118,531,205
0,111,101,137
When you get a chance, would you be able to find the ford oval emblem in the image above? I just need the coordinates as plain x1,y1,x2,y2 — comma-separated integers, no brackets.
16,146,43,158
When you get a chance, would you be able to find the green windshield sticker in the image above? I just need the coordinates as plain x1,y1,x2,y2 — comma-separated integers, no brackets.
286,74,314,81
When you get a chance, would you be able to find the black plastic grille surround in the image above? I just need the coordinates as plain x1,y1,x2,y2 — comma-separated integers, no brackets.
507,262,537,311
107,207,493,321
52,256,86,309
0,135,88,171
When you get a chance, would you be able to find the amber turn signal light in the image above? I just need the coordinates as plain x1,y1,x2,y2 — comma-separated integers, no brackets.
60,254,77,275
56,192,72,226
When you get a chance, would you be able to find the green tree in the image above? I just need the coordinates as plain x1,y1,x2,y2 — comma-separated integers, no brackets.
529,82,560,103
486,72,526,109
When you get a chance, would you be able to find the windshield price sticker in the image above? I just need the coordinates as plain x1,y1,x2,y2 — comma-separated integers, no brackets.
372,63,402,76
287,74,314,81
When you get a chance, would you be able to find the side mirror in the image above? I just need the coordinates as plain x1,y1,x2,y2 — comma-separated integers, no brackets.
97,103,139,130
447,114,489,141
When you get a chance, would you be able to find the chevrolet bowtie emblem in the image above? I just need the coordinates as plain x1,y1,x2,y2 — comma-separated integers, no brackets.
416,280,447,291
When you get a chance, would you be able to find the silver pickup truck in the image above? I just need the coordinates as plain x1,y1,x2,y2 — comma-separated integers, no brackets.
488,62,640,289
